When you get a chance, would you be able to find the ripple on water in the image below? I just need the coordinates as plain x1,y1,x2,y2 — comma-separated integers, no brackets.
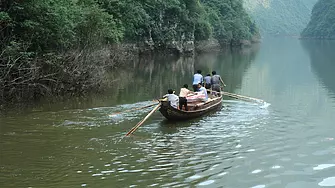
187,174,202,181
198,180,215,186
217,172,228,177
319,177,335,187
68,97,270,187
251,169,262,174
92,173,103,177
271,166,281,169
247,149,256,152
313,164,335,171
251,185,266,188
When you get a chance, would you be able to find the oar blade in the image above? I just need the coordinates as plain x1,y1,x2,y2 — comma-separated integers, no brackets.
125,103,161,136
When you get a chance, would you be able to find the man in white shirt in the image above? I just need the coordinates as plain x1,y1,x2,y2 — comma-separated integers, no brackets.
192,70,203,91
163,89,179,109
197,83,208,101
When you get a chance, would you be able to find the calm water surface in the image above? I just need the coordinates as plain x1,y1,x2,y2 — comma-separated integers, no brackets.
1,38,335,188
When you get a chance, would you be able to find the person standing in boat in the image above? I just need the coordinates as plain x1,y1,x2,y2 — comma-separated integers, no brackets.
163,89,179,109
192,70,203,92
204,73,212,89
179,84,194,111
211,71,226,95
197,83,208,101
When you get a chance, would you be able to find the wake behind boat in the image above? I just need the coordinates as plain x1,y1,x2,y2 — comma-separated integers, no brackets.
125,70,266,136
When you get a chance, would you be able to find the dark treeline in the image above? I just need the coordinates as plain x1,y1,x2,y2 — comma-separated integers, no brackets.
301,0,335,39
0,0,259,104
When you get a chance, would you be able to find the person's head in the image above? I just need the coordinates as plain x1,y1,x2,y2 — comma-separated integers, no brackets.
207,74,210,76
168,89,173,94
212,71,216,75
197,70,202,74
197,83,202,88
183,84,188,88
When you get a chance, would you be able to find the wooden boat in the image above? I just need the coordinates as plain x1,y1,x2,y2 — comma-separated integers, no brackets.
159,95,222,120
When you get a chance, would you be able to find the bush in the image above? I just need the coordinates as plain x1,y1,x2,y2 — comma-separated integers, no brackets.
195,21,212,41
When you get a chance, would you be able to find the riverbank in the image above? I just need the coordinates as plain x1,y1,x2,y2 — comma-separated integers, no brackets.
131,37,261,55
299,36,335,40
0,38,260,109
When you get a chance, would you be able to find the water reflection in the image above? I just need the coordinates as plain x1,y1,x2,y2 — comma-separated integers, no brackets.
119,46,260,101
195,45,260,92
301,40,335,97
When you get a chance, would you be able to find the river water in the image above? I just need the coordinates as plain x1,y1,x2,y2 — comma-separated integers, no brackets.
1,38,335,188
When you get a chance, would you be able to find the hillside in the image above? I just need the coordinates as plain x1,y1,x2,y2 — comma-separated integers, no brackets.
244,0,318,35
301,0,335,39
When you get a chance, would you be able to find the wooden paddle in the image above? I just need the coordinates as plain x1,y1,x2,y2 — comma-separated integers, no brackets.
109,102,158,117
125,103,161,136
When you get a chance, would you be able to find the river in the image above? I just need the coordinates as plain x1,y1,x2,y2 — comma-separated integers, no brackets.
1,38,335,188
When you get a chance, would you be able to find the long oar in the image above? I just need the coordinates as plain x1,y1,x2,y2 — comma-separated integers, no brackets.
221,91,264,104
109,102,158,117
209,89,264,104
125,103,161,136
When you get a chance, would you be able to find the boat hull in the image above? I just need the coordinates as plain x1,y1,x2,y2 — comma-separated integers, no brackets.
159,96,222,121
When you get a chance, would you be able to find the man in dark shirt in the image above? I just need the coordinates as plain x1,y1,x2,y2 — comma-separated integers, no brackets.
211,71,226,94
204,74,211,89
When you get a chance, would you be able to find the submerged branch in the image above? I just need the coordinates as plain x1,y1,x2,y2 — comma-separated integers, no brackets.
0,45,135,104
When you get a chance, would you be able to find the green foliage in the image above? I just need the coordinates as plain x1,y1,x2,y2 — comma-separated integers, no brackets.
75,4,124,46
2,0,124,51
301,0,335,39
2,0,259,51
0,11,11,23
201,0,258,45
194,20,212,41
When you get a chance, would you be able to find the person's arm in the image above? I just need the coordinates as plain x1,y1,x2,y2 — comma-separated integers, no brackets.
185,89,192,96
187,89,196,95
220,77,226,87
199,88,205,95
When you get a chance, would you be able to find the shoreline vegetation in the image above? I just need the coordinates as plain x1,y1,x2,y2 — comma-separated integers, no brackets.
1,0,260,106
